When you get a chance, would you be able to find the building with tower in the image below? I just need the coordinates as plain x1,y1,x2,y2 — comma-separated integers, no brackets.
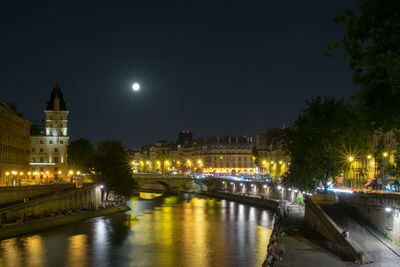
29,82,69,183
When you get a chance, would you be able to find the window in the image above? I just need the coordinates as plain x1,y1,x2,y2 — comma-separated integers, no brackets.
40,148,43,152
31,157,35,162
60,140,63,144
55,148,59,152
31,140,35,144
40,157,44,163
40,167,43,172
50,140,53,144
54,157,58,163
32,148,35,152
40,140,43,144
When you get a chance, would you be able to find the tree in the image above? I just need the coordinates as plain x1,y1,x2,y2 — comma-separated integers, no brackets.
67,138,95,172
252,146,260,168
385,138,400,192
284,97,371,192
328,0,400,131
90,140,137,199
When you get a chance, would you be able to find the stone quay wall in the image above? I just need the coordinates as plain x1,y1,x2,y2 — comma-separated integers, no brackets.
0,205,130,240
207,178,302,203
0,184,102,223
304,196,361,261
202,191,279,209
339,192,400,246
0,184,75,207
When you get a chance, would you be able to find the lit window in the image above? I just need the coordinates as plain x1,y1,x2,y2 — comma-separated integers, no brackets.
60,140,63,144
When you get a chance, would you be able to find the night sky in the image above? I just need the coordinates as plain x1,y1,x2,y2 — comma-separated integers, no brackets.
1,1,359,148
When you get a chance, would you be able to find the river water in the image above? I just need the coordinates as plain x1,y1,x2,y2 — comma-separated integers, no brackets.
0,193,274,267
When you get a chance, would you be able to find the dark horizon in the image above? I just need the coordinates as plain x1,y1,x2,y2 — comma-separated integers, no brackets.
1,1,359,148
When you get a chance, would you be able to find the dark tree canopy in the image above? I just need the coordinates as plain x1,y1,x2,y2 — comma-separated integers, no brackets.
330,0,400,130
284,97,372,191
90,140,137,198
67,138,95,172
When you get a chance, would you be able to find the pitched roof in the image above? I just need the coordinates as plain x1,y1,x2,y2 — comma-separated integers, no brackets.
45,81,68,110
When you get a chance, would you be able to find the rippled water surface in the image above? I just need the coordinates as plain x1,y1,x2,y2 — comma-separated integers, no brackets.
0,194,274,267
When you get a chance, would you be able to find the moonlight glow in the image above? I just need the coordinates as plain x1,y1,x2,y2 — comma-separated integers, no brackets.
132,83,140,91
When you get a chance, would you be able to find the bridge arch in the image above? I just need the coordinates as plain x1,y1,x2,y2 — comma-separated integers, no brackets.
139,180,173,193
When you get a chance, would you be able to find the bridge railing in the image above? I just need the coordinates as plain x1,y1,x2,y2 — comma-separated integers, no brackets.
133,174,191,179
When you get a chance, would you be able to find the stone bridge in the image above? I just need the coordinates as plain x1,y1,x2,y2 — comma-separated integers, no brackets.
133,175,204,193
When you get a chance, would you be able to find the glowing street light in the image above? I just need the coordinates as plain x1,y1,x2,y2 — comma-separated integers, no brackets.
385,207,392,213
367,155,372,159
383,152,388,158
348,156,354,162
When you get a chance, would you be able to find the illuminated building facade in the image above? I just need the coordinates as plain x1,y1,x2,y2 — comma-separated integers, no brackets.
29,82,69,182
0,102,31,185
256,128,289,178
193,136,255,174
131,133,255,174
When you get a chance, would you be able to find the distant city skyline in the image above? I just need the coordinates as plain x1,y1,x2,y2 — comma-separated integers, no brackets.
1,1,359,147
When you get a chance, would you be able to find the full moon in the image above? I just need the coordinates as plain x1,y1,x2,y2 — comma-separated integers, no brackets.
132,82,140,91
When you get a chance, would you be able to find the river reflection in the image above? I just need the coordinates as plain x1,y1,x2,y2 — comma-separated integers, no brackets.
0,194,274,267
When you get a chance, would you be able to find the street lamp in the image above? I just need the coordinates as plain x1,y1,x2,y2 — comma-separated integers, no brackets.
347,156,355,188
385,207,392,213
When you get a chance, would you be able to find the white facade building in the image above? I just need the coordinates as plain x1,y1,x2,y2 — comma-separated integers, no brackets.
30,82,69,183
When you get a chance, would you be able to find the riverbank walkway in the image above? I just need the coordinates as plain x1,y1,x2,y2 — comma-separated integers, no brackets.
322,204,400,266
273,205,358,267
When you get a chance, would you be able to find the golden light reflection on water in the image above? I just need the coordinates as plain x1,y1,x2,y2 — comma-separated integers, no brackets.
25,235,45,267
0,194,273,267
0,238,21,267
139,192,163,199
66,234,88,267
126,196,273,267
